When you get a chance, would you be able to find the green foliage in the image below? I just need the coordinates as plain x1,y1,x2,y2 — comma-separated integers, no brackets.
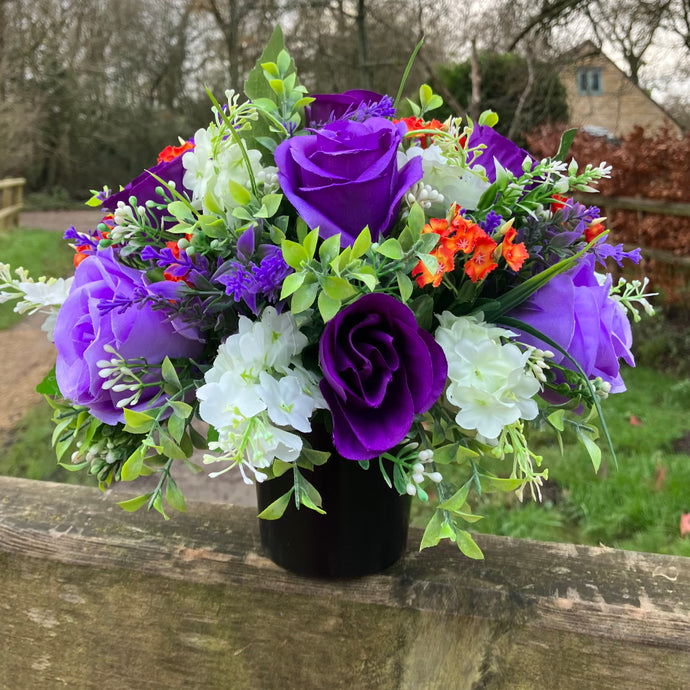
413,366,690,558
436,51,569,143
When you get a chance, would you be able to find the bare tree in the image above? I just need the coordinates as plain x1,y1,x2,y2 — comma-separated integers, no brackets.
583,0,672,86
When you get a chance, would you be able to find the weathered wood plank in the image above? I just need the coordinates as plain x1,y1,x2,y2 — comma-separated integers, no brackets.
1,476,689,689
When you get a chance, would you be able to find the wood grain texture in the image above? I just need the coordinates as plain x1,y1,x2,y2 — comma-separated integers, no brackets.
1,476,689,689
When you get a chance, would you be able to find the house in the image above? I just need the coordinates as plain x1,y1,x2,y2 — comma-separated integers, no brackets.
559,41,683,139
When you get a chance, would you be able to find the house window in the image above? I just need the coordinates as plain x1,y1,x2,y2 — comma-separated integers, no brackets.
577,68,603,95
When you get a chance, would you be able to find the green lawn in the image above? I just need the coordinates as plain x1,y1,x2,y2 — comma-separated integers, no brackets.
0,227,75,329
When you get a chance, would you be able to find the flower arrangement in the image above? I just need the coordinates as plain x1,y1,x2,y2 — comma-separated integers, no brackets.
0,29,654,559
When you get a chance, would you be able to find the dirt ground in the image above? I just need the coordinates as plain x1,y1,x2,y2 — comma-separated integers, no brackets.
1,210,255,507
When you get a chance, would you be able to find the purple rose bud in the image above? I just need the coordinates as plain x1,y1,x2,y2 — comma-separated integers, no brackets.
275,117,423,246
319,293,447,460
510,253,634,395
469,125,535,182
54,249,203,424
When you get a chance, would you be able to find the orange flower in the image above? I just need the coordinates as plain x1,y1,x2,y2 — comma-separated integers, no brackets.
448,214,482,255
465,234,498,283
585,222,606,244
500,227,529,272
157,141,195,163
550,194,569,213
396,116,444,149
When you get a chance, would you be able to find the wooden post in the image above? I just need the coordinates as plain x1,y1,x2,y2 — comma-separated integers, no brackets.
0,177,26,230
1,475,689,689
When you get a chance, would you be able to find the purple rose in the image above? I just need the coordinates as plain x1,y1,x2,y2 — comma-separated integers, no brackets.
510,254,634,394
469,125,534,182
305,89,394,126
54,249,203,424
319,293,447,460
275,117,423,246
101,152,190,225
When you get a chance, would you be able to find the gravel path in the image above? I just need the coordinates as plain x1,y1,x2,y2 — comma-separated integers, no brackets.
2,211,255,507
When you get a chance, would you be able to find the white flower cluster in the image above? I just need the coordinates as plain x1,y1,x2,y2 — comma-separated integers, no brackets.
182,124,263,215
434,312,541,443
398,144,489,213
0,263,73,340
196,307,326,483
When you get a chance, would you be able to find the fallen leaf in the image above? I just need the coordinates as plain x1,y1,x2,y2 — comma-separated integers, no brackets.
629,415,643,426
655,465,666,491
680,513,690,537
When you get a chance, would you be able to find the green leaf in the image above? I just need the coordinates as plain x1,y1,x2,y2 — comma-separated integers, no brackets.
352,266,377,292
319,234,341,265
420,509,444,550
454,529,484,560
547,409,566,431
317,290,341,322
227,179,251,207
376,238,404,260
158,429,187,461
291,281,319,313
280,271,306,299
407,202,426,238
165,477,187,513
169,400,193,419
257,488,294,520
351,227,371,259
419,253,439,276
36,367,59,395
394,37,424,110
245,26,286,103
482,476,524,492
121,446,145,481
396,272,413,303
281,240,308,269
300,448,331,466
167,414,185,445
437,483,471,512
161,357,181,391
555,128,577,161
303,228,319,260
269,79,285,97
117,492,153,512
576,428,602,473
323,276,356,301
167,200,195,221
259,193,282,218
123,408,156,434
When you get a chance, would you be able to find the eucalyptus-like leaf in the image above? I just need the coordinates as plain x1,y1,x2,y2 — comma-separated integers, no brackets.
165,476,187,513
258,489,294,520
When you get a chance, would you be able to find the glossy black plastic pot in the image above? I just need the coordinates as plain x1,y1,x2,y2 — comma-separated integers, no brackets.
256,430,410,579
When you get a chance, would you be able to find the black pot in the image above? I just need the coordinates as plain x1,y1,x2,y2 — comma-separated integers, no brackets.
256,433,411,578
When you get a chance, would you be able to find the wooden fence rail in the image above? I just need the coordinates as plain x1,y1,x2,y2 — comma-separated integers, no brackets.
575,193,690,219
0,177,25,230
1,475,689,689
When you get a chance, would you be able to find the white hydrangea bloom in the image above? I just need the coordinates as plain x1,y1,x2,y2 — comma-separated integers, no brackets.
435,312,541,443
182,125,263,214
398,144,490,212
197,307,325,480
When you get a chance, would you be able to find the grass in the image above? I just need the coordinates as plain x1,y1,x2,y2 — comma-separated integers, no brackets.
0,227,75,329
0,400,95,487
